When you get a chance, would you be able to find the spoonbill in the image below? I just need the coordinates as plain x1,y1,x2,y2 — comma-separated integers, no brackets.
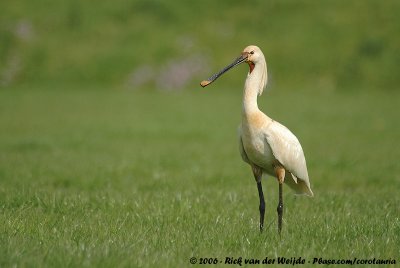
200,45,313,234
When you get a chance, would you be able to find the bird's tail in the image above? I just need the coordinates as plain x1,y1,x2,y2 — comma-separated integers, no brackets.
285,175,314,197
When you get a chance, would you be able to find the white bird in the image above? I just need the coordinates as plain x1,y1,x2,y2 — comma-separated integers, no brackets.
200,45,313,234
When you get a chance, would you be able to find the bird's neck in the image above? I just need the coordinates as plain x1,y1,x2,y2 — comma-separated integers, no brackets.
242,65,266,117
242,81,260,116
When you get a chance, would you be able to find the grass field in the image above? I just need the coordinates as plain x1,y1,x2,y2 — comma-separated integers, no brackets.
0,86,399,267
1,0,400,266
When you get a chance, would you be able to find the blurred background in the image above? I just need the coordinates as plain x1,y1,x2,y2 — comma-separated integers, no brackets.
1,0,399,92
1,1,400,266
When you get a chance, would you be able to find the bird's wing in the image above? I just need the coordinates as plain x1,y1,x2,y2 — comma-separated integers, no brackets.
265,121,313,196
238,126,250,164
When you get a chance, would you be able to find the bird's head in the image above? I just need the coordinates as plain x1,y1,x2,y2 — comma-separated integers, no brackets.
200,45,266,88
241,45,264,73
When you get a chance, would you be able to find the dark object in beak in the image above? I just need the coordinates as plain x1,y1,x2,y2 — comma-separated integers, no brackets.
200,53,248,87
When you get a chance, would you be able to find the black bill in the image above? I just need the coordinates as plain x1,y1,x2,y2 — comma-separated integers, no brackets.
200,53,248,87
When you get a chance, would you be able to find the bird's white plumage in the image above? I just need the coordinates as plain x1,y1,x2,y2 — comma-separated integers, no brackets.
264,121,313,196
239,119,313,196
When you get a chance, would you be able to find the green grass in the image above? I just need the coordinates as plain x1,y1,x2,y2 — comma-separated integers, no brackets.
0,87,399,267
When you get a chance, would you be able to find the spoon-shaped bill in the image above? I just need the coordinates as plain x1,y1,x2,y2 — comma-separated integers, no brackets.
200,54,247,87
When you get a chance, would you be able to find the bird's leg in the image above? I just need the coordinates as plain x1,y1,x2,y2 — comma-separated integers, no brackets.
257,181,265,232
274,166,285,236
277,182,283,236
252,166,264,232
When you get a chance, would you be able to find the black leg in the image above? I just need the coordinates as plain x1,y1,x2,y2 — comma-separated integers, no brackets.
252,165,264,232
257,181,265,232
277,182,283,236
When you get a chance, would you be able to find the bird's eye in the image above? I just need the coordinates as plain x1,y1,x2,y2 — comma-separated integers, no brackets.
250,51,255,55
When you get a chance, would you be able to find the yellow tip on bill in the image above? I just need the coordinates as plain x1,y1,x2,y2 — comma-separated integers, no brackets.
200,80,211,87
